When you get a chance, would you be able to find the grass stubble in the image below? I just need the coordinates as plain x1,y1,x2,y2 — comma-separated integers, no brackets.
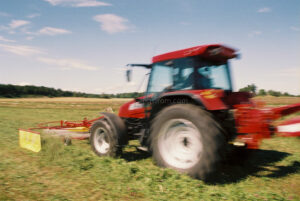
0,97,299,201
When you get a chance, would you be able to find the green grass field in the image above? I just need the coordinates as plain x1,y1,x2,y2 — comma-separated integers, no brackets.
0,97,299,201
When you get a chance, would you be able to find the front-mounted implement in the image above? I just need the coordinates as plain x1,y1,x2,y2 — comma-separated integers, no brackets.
19,44,300,180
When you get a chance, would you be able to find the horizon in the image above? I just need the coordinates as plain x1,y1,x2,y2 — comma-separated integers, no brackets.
0,82,298,96
0,0,299,95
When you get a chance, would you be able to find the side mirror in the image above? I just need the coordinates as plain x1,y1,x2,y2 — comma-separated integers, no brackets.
126,69,132,82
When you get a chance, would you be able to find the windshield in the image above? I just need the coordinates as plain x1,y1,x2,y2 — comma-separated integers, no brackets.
147,56,232,94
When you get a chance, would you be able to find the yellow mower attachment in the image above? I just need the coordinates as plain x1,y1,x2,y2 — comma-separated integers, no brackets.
19,129,41,152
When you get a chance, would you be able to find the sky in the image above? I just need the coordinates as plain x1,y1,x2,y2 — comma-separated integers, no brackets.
0,0,299,95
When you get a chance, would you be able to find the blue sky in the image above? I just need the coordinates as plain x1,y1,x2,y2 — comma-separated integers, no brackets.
0,0,299,94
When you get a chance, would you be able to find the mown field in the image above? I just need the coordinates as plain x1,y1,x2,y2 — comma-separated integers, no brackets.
0,97,299,201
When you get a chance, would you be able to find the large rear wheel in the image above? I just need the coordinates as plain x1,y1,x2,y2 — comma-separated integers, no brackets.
150,104,225,180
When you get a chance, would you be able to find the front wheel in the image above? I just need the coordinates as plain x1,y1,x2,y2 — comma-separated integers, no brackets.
150,104,225,180
90,120,119,157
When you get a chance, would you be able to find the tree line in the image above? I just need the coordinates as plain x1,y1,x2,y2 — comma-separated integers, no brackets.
0,83,298,98
239,84,299,97
0,84,143,98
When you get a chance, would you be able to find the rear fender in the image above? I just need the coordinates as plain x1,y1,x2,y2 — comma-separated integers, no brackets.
150,94,202,119
223,91,253,108
157,89,228,111
197,89,228,110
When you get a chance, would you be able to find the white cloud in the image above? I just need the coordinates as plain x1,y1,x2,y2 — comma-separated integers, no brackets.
37,27,71,36
75,0,111,7
0,43,44,56
23,27,71,37
0,20,31,34
257,7,271,13
9,20,31,29
290,26,300,32
0,42,98,72
44,0,111,7
37,57,99,71
248,30,262,37
27,13,40,19
93,14,130,34
0,35,15,43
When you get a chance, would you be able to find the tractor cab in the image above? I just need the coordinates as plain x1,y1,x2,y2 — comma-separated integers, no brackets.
147,55,233,95
126,44,237,101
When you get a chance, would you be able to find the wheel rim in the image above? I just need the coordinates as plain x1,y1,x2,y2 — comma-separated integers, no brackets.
157,119,203,169
94,127,110,154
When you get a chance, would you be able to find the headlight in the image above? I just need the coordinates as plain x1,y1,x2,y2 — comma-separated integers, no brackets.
129,102,144,110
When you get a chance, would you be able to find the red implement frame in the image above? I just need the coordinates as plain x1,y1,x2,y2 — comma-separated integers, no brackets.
235,102,300,149
20,116,104,140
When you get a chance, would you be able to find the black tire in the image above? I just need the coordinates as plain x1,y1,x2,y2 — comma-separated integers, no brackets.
101,112,128,146
90,120,121,157
149,104,226,180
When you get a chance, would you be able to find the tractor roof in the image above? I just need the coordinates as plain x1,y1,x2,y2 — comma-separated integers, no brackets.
152,44,237,63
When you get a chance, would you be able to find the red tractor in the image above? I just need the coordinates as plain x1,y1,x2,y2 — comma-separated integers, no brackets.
89,44,300,180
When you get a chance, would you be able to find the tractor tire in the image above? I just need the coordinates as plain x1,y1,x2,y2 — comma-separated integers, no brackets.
149,104,225,180
90,116,127,157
